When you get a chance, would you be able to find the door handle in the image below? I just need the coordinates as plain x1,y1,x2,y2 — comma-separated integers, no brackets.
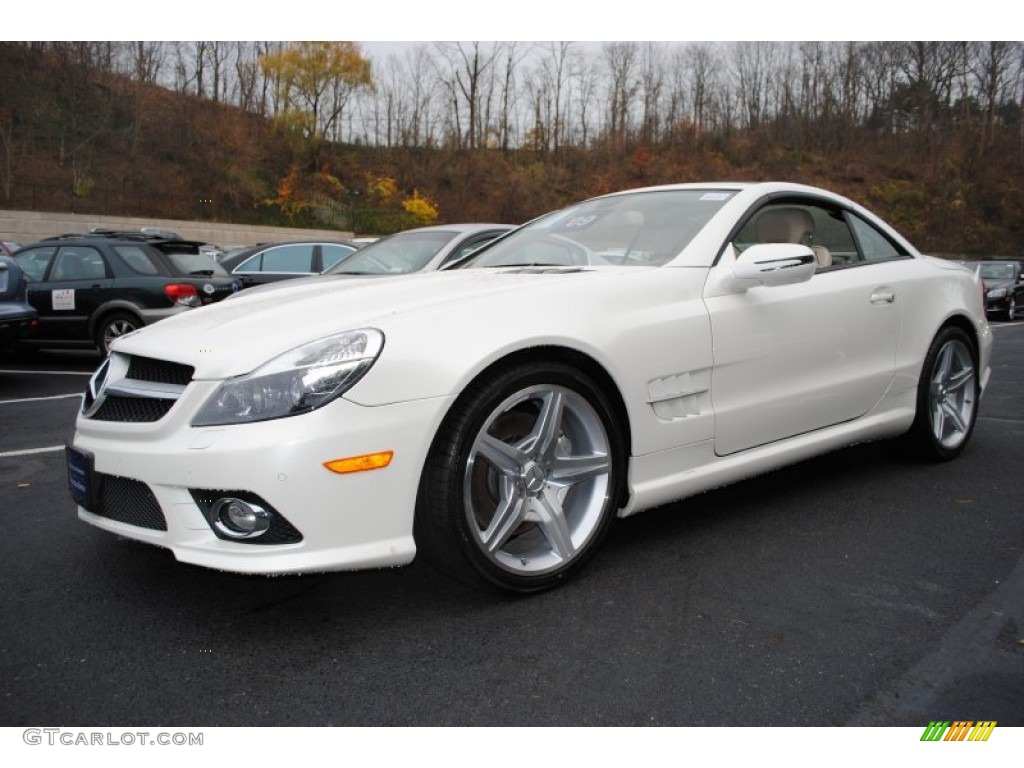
870,288,895,304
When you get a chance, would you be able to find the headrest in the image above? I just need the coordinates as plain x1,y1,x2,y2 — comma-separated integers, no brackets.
755,207,814,244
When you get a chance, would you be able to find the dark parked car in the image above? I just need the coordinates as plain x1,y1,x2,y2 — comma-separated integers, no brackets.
974,260,1023,320
0,255,37,357
220,240,361,287
14,234,241,354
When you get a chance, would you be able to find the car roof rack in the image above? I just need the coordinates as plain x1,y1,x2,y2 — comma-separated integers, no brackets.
40,230,208,250
88,227,184,241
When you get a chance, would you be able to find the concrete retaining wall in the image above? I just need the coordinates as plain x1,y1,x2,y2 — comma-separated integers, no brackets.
0,209,353,248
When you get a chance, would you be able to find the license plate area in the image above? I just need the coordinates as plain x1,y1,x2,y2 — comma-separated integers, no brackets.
66,444,96,511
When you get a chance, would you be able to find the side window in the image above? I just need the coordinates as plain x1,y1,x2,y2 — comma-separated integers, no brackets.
321,244,355,270
733,200,857,268
15,247,56,281
847,214,908,262
51,247,107,281
261,245,313,273
114,245,160,275
234,253,262,273
442,233,501,266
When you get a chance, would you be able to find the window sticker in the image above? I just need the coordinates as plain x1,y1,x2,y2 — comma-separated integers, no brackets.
700,192,732,201
52,289,75,310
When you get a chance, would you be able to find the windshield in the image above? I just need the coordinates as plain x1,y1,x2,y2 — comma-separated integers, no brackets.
977,263,1016,280
463,189,733,268
325,230,457,275
167,252,228,276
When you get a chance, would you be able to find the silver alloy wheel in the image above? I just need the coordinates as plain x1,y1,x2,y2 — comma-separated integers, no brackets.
102,318,137,350
928,338,976,449
1009,297,1017,321
463,384,612,576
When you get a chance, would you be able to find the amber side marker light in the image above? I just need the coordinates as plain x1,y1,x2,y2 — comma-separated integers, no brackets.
323,451,394,474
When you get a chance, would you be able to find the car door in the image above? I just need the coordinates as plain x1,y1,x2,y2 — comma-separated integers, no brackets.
704,198,909,456
31,245,115,342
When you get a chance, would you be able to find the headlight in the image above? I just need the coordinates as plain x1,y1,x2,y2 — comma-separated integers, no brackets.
987,288,1007,299
192,329,384,426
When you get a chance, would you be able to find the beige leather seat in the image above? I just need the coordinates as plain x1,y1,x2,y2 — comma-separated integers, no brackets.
754,207,832,268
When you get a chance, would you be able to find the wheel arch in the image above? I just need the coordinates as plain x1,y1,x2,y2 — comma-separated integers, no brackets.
87,302,145,339
936,313,981,362
426,344,633,508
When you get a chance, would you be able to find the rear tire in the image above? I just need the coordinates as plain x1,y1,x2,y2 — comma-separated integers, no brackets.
95,312,141,356
415,360,625,594
905,326,979,462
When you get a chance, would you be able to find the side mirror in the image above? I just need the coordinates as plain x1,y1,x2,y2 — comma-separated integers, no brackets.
731,243,817,288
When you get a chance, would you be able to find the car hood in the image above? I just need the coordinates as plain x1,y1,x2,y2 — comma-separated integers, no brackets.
112,267,640,378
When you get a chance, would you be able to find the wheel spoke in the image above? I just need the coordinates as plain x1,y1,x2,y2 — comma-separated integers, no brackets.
476,433,525,476
550,452,610,487
524,389,564,461
481,478,528,553
946,366,974,394
933,345,953,384
534,488,575,561
941,401,967,435
932,402,946,440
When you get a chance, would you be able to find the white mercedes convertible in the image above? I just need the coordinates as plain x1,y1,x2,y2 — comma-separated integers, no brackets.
67,182,992,593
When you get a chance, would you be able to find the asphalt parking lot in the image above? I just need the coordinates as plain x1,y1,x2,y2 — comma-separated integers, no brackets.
1,325,1022,727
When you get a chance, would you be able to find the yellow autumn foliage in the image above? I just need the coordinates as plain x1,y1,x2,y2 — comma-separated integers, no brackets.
402,189,439,225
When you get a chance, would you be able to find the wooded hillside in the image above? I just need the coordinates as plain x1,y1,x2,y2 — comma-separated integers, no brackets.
0,41,1021,255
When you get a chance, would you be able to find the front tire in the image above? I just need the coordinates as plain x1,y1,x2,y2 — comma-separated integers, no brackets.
906,326,979,461
415,361,625,594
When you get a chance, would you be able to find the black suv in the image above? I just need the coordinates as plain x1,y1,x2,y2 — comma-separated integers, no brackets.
14,231,241,354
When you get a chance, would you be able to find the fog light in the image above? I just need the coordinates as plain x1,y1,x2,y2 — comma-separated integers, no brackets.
211,498,271,539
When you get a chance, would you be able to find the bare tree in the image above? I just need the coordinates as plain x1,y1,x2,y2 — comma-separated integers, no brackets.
603,41,640,146
684,42,721,139
971,41,1017,150
733,41,779,132
638,42,666,144
126,41,165,85
434,42,500,149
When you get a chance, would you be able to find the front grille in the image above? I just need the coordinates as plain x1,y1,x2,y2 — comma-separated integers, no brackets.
91,396,175,423
94,474,167,531
126,355,194,386
189,490,303,545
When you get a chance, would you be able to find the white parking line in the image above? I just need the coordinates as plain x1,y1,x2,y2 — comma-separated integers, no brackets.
0,393,83,405
0,445,65,458
0,369,93,375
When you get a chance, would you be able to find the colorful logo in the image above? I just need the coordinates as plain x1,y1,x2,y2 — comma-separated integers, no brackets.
920,721,997,741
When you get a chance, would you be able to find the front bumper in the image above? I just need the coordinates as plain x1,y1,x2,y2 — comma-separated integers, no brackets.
984,294,1014,317
71,387,455,574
